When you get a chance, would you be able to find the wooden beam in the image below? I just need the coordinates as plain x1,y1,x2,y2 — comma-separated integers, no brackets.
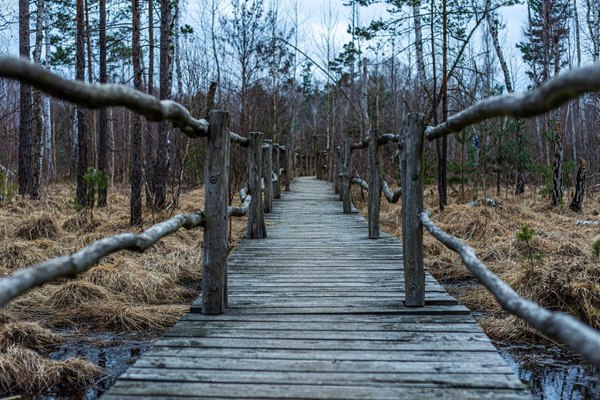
401,113,425,307
202,110,230,315
368,130,382,239
246,132,266,239
262,140,273,213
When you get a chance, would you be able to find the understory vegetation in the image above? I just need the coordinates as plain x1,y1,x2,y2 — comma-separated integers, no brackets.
0,184,246,395
353,184,600,344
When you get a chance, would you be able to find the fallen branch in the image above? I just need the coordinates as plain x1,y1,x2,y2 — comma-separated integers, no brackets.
0,56,208,138
420,210,600,367
426,62,600,140
382,181,401,203
0,212,205,307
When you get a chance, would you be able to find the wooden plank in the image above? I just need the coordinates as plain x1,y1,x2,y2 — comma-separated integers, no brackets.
103,176,527,399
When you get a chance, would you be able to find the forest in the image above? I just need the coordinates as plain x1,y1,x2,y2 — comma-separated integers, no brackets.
1,0,600,397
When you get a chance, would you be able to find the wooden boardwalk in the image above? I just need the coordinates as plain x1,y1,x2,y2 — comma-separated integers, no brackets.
104,177,529,399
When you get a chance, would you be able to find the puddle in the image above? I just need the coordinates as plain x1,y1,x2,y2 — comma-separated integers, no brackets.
496,341,600,399
41,332,152,399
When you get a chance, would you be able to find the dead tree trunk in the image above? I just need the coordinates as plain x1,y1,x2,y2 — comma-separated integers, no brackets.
570,158,586,212
18,0,33,196
551,120,564,207
130,0,143,226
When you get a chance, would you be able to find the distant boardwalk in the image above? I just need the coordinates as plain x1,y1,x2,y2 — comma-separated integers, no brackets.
104,177,528,399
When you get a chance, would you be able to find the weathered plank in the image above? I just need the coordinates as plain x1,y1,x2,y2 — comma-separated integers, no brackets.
104,176,528,399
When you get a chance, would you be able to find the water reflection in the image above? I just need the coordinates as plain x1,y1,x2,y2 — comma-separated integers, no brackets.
43,332,151,400
496,341,600,399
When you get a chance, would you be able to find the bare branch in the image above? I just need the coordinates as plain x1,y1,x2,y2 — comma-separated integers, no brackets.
351,177,369,191
382,181,401,203
379,134,400,145
426,63,600,140
0,212,205,307
420,210,600,367
0,56,209,138
230,131,249,147
228,185,251,217
351,138,369,151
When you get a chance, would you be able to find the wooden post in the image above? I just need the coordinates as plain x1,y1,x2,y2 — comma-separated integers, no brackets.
401,113,425,307
284,146,291,191
312,135,318,176
334,146,341,195
202,110,230,315
262,139,273,213
273,144,281,199
368,130,382,239
342,138,353,214
246,132,266,239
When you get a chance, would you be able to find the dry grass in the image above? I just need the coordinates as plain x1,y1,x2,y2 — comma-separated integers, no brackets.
352,185,600,341
0,183,247,396
14,213,61,240
0,345,103,393
0,322,62,352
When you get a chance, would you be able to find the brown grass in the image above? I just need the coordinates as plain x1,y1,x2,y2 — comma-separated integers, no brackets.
14,213,61,240
0,322,62,352
352,185,600,341
0,183,247,395
0,345,103,393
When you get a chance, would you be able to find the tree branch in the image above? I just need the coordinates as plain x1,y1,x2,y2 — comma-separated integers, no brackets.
382,180,401,203
0,212,205,307
426,62,600,140
0,56,209,138
420,210,600,368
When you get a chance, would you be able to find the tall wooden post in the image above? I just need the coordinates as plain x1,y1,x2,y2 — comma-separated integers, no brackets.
262,139,273,213
401,113,425,307
246,132,266,239
342,138,353,214
273,144,281,199
284,146,291,191
312,135,318,176
368,130,382,239
202,110,230,315
334,146,340,194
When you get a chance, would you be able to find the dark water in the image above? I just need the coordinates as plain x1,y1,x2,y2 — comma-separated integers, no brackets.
41,332,152,399
496,341,600,399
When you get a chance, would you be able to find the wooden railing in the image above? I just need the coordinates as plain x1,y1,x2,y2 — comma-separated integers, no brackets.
0,56,291,315
309,61,600,367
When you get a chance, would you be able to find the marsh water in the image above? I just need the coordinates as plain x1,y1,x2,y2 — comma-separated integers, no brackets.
35,328,600,399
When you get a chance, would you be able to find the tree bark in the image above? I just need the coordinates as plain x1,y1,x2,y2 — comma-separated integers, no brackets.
43,18,54,182
570,158,586,212
98,0,109,207
154,0,173,209
31,0,45,200
146,0,155,207
551,120,564,206
76,0,89,207
18,0,33,197
130,0,143,226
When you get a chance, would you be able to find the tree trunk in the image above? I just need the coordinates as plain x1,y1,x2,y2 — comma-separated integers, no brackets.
18,0,33,197
551,121,564,207
76,0,89,207
412,0,426,109
146,0,155,207
569,158,586,212
98,0,109,207
43,19,54,181
154,0,173,209
438,0,448,210
130,0,143,226
30,0,45,200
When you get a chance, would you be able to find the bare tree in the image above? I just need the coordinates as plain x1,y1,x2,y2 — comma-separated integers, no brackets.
76,0,89,207
18,0,32,196
98,0,109,206
130,0,143,225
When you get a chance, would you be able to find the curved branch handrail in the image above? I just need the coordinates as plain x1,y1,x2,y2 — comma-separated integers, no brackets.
0,56,209,138
230,131,250,147
351,133,401,151
351,177,369,191
420,210,600,368
382,181,401,203
425,62,600,140
0,212,205,307
228,185,251,217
